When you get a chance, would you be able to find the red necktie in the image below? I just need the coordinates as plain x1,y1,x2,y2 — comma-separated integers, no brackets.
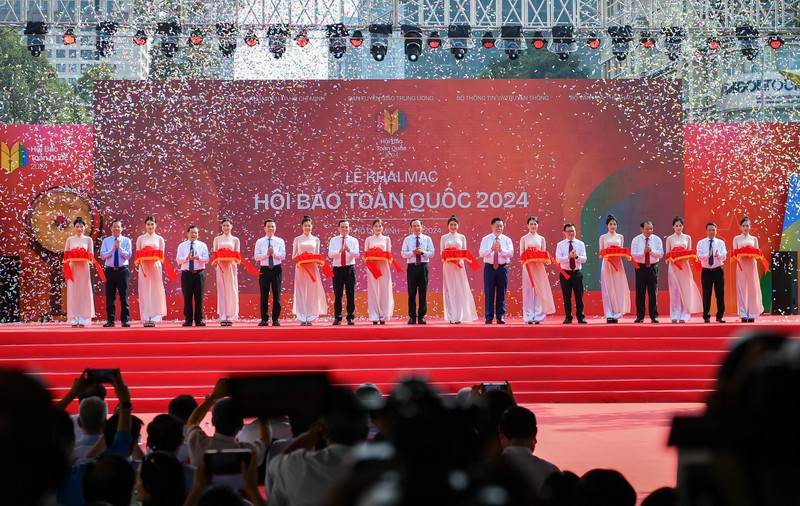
493,238,499,270
340,237,347,266
645,237,650,267
568,241,576,270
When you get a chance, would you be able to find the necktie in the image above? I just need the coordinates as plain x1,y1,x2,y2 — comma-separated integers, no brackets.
708,240,714,266
493,237,499,270
415,236,421,265
189,242,195,272
268,238,274,268
113,239,119,268
569,241,576,270
644,237,650,267
340,237,347,266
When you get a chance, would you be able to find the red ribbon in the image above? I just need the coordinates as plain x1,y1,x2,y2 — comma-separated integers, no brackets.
211,248,261,276
731,246,770,272
599,246,639,271
520,247,568,285
63,248,107,283
665,246,702,271
295,252,334,282
134,246,177,280
364,248,404,279
441,247,481,271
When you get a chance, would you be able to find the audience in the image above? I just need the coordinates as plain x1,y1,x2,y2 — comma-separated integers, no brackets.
498,405,560,494
72,396,108,463
573,468,637,506
136,451,187,506
169,394,199,463
82,453,136,506
146,413,196,494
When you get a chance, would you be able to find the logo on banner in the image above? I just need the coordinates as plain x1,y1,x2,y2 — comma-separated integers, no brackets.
1,141,29,174
379,109,406,135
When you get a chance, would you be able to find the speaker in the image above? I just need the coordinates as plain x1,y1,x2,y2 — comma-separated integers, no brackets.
771,251,798,315
0,256,21,322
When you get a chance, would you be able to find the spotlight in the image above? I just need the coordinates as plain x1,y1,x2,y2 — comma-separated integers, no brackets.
326,23,348,59
62,28,76,46
500,25,523,60
639,31,655,48
368,24,391,61
769,34,784,49
551,25,576,60
607,25,632,61
403,25,423,61
295,29,309,47
24,21,47,57
586,31,601,49
736,24,759,60
448,24,471,60
268,25,288,59
350,30,364,47
95,21,117,58
707,37,721,51
132,29,147,46
244,29,259,47
662,26,683,61
481,31,495,49
216,23,238,57
157,22,181,57
428,31,442,49
188,28,203,46
531,31,546,49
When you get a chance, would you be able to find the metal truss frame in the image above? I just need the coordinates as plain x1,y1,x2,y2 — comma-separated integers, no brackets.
0,0,797,32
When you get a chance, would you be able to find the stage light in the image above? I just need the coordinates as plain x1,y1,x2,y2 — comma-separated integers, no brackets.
326,23,348,59
367,23,391,61
769,35,784,49
95,21,117,58
403,25,423,61
586,32,601,49
448,24,471,60
707,37,721,51
662,26,682,61
244,29,259,47
24,21,47,57
62,28,76,46
481,31,495,49
428,31,442,49
188,28,203,46
268,25,288,59
157,22,181,57
607,25,632,61
531,31,546,50
295,29,309,47
350,30,364,47
551,25,576,60
736,24,759,60
639,31,655,49
500,25,523,60
216,23,238,57
132,29,147,46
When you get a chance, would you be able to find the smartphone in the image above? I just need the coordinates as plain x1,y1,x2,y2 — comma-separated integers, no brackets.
84,368,119,383
204,449,252,475
482,383,509,393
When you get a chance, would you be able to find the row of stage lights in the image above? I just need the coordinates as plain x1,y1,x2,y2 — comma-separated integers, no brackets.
22,21,787,62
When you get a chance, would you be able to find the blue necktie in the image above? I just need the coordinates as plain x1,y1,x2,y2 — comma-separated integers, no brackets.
708,241,713,266
189,242,195,272
268,238,274,268
113,239,119,268
415,236,421,265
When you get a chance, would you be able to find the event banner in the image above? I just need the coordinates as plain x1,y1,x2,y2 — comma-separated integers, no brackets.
93,79,683,314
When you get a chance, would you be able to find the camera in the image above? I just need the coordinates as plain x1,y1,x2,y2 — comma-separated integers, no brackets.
481,383,509,393
84,368,119,383
204,449,252,475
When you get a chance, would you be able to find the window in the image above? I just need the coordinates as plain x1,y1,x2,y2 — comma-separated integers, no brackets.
68,64,77,73
68,50,77,59
81,50,93,60
56,49,66,59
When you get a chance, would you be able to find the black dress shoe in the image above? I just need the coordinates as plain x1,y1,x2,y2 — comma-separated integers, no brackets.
633,319,644,323
716,318,726,323
578,319,588,324
333,320,341,326
121,322,130,327
703,317,711,323
347,319,355,326
258,320,269,326
563,318,573,324
485,319,493,324
182,321,192,327
496,319,506,324
195,321,206,327
373,321,379,325
379,320,386,325
418,318,427,325
748,318,755,323
272,320,281,327
534,321,540,325
103,321,115,327
651,319,659,324
407,318,417,325
741,318,747,323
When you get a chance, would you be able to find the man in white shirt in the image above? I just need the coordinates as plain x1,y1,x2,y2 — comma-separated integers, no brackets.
479,218,514,324
555,224,588,324
99,219,133,327
254,219,286,326
499,406,560,494
630,220,664,323
401,219,435,324
328,220,360,325
696,222,727,323
176,225,210,327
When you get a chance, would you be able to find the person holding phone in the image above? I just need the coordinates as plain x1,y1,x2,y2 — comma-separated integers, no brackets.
99,219,132,327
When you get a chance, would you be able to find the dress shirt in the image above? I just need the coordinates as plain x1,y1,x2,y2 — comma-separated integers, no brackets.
696,237,727,269
267,443,354,506
479,234,514,265
328,235,360,267
630,233,664,264
176,240,210,271
254,235,287,266
99,235,133,267
555,238,588,270
401,234,435,264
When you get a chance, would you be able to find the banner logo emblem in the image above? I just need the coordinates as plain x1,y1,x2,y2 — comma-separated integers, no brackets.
1,142,29,174
379,109,406,135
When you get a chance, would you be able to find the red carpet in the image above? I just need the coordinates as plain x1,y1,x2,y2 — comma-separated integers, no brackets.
4,316,796,413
